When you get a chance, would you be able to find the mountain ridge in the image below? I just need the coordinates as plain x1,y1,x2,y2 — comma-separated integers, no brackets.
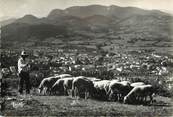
1,5,173,53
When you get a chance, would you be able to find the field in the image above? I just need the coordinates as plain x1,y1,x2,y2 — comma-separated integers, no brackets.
1,95,173,116
1,78,173,116
1,49,173,116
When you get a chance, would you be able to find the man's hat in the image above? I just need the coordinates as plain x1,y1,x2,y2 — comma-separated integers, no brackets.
21,51,28,56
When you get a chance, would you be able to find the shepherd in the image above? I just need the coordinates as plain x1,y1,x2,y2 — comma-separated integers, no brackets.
18,51,31,95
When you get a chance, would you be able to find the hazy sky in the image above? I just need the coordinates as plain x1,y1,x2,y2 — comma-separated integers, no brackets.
0,0,173,19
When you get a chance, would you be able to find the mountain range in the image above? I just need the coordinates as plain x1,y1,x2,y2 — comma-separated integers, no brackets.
1,5,173,53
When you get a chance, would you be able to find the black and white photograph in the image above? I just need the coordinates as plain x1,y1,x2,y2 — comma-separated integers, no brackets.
0,0,173,116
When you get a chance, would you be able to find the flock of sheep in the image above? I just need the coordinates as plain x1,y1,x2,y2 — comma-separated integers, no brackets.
38,74,155,104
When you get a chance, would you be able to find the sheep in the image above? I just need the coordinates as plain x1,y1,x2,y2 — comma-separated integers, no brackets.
107,80,131,101
71,77,94,100
130,82,145,88
124,85,154,104
93,80,111,100
38,76,59,95
63,77,76,95
51,78,66,95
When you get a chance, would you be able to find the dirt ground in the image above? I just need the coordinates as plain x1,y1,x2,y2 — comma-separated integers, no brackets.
1,94,173,116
